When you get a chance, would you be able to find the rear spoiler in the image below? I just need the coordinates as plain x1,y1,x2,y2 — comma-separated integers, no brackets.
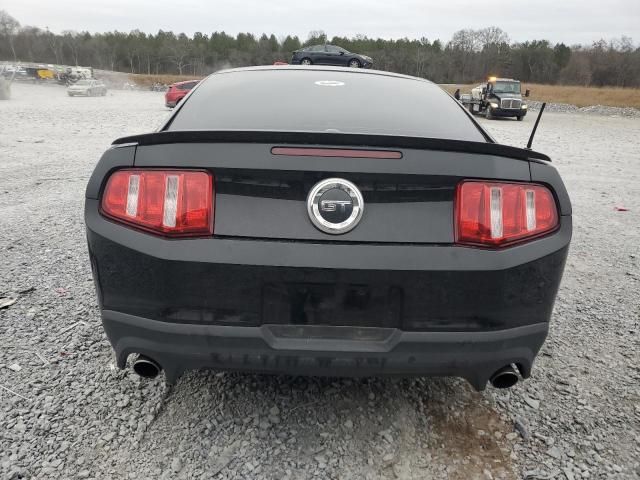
112,130,551,162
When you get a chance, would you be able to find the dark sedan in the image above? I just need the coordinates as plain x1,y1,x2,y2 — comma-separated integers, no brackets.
85,66,571,391
291,44,373,68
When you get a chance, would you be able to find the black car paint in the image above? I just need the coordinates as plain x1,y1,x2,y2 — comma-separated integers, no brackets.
85,67,571,390
291,44,373,68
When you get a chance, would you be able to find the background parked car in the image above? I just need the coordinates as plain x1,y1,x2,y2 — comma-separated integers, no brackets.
291,44,373,68
165,80,199,108
67,79,107,97
2,65,29,81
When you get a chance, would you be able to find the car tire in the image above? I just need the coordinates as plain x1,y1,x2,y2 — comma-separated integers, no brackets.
516,115,524,121
485,108,493,120
300,58,312,66
348,59,361,68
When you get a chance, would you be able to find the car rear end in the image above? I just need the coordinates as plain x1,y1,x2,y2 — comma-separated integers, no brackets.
290,50,303,65
359,55,374,68
164,83,180,107
86,67,571,390
67,82,90,96
164,81,197,108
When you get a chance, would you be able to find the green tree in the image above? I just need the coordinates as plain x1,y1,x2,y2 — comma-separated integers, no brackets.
1,10,639,88
0,10,20,61
282,35,301,54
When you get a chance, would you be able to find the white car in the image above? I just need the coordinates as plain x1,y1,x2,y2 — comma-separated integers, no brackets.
67,79,107,97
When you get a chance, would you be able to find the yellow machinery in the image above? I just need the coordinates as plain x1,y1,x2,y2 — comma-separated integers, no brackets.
37,69,55,80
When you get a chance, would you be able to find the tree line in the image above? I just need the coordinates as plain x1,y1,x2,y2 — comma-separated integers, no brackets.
1,10,639,87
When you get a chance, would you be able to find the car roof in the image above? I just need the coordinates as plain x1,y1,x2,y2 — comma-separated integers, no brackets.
167,66,487,142
216,65,421,81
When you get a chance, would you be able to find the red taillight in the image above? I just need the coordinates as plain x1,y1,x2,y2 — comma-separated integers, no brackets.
101,170,214,236
455,181,558,247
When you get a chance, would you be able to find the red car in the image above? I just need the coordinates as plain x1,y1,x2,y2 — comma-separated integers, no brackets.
164,80,199,108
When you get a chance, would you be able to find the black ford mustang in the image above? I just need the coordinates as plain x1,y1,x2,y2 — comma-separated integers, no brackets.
85,66,571,390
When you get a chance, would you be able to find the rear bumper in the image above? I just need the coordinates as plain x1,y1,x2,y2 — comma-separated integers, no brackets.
104,309,548,390
85,201,570,388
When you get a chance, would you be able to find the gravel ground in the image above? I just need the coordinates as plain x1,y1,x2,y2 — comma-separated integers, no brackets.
1,83,639,480
526,101,640,118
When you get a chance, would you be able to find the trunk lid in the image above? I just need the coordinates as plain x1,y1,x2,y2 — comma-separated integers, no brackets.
130,133,534,244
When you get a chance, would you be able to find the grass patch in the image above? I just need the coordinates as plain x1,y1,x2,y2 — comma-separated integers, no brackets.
441,83,640,109
130,73,204,87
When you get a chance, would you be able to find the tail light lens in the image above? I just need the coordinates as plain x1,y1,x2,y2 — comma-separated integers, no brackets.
101,169,213,236
455,181,558,247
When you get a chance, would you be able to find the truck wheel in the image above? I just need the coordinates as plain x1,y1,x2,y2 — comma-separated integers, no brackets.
516,115,524,121
468,104,475,115
485,108,493,120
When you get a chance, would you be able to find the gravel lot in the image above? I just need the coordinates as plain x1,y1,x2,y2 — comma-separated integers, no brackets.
1,83,639,480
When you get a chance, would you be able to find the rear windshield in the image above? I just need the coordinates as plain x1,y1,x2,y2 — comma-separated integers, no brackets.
177,82,198,90
168,69,486,141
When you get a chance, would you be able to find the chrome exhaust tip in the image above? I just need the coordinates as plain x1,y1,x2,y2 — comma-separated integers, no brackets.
490,365,519,389
133,355,162,379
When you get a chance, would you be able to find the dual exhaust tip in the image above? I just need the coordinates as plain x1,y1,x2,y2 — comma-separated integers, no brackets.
131,355,520,389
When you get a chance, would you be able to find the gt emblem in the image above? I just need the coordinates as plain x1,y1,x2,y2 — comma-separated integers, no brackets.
320,200,352,213
307,178,364,235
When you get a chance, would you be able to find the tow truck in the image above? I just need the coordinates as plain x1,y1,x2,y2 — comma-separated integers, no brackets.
457,77,530,121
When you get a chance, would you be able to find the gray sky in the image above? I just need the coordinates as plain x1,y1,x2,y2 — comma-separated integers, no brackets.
3,0,639,45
